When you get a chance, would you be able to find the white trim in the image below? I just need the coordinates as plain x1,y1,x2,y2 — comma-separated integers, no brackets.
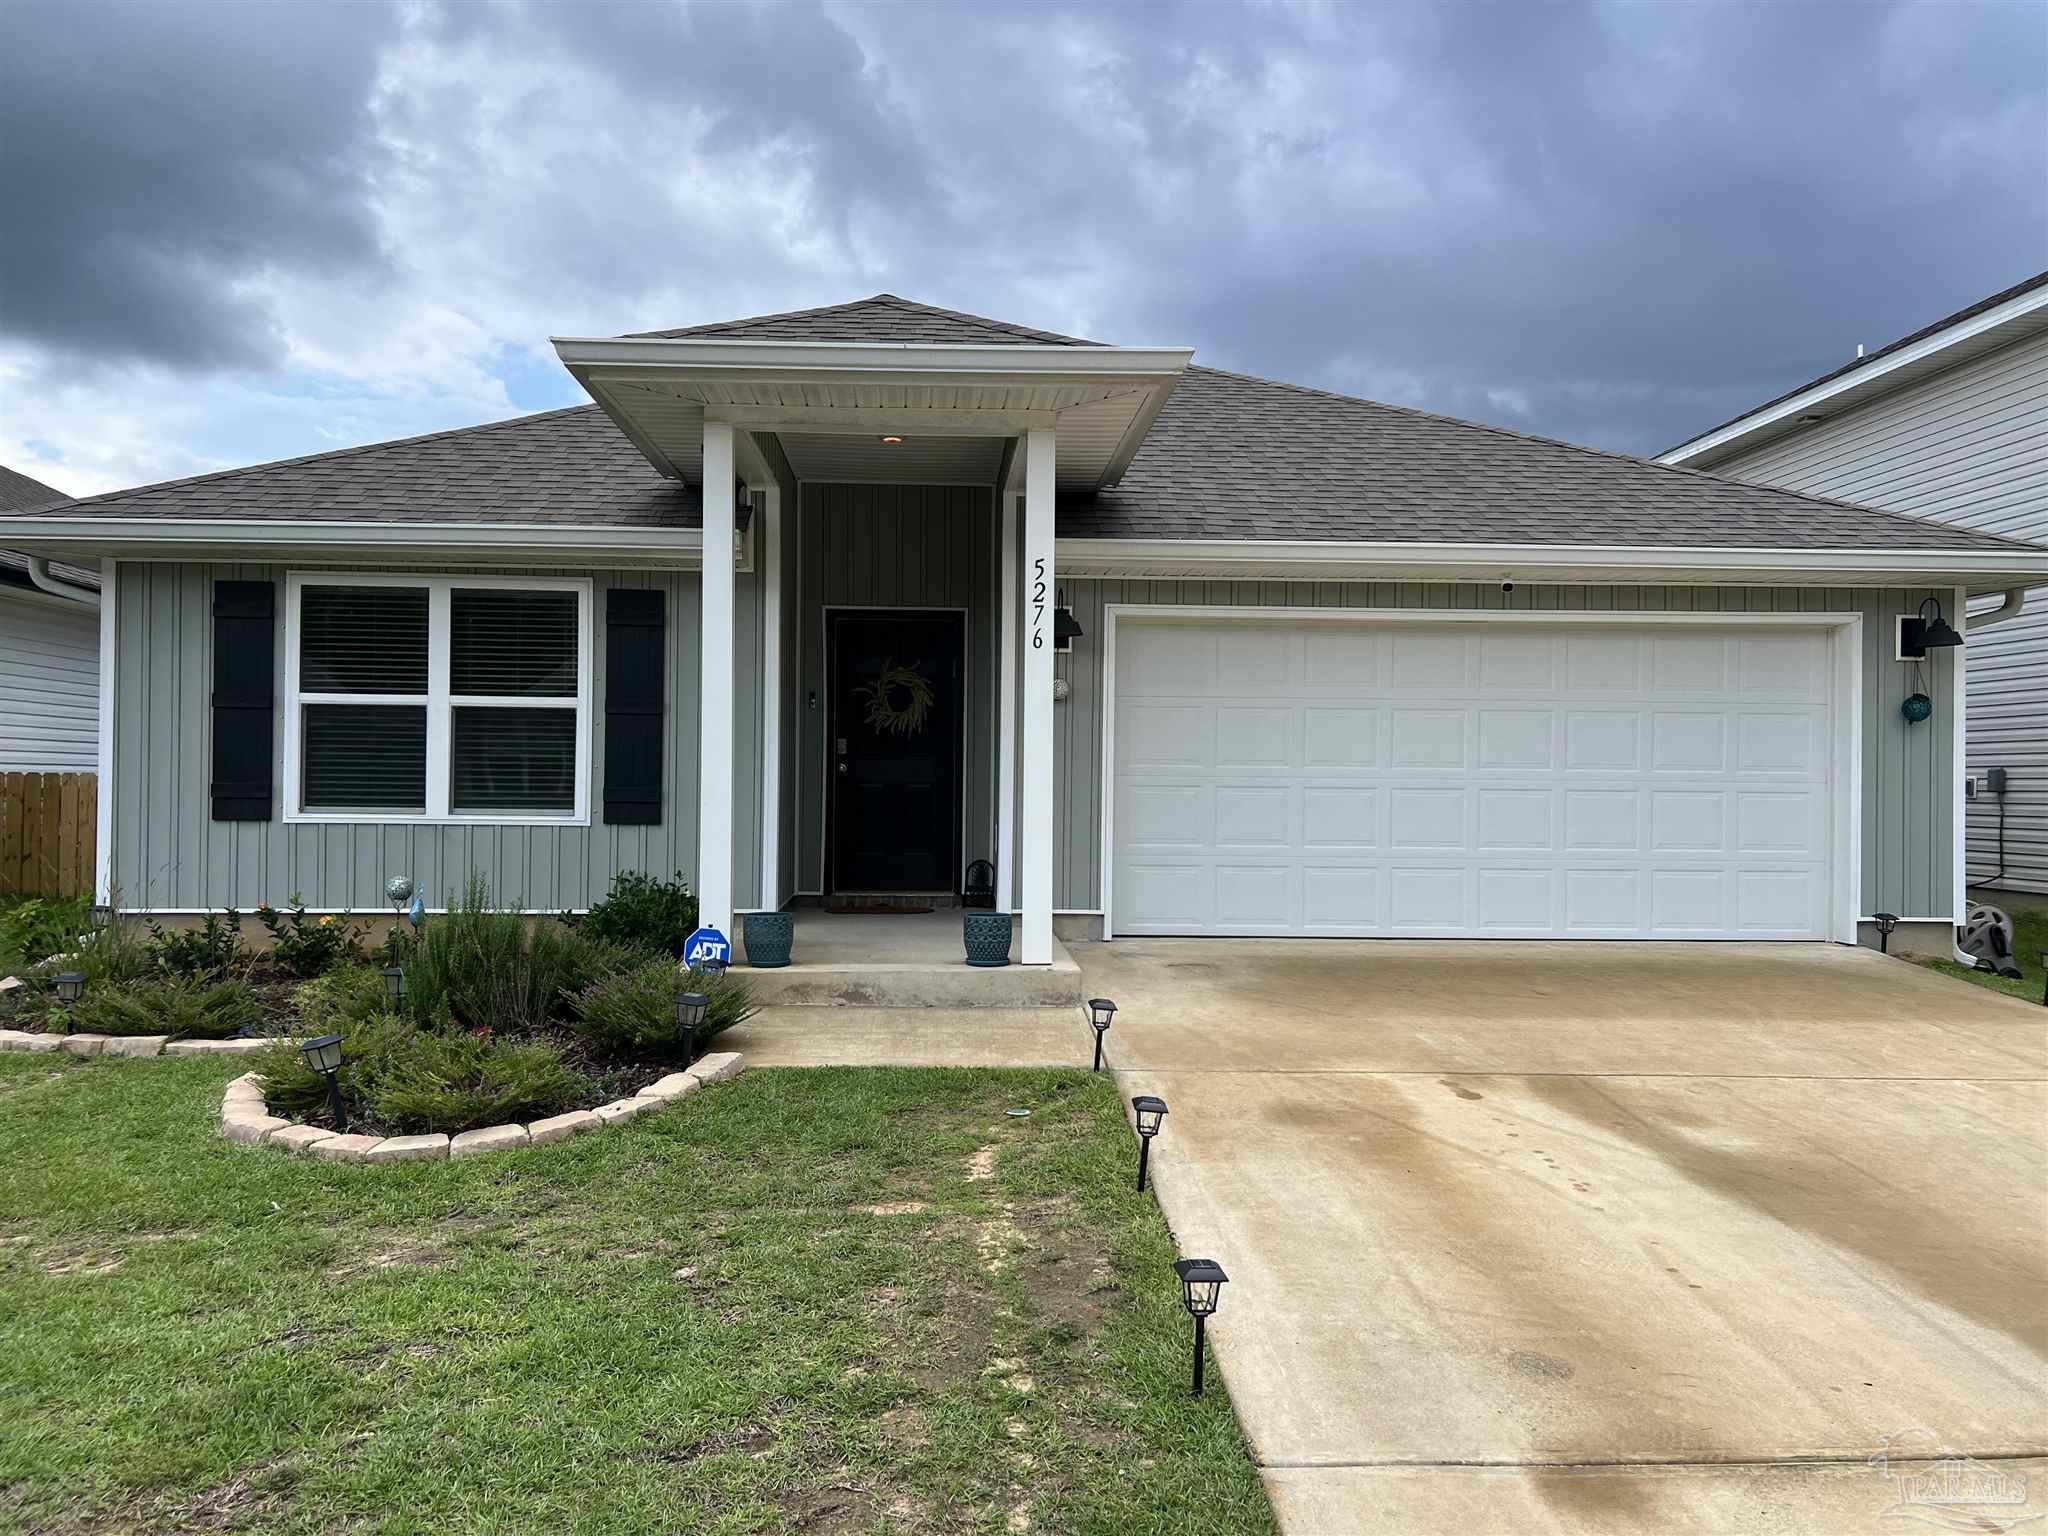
280,571,593,827
700,424,737,937
0,517,708,564
1951,585,1968,934
1099,604,1865,946
759,485,783,912
94,560,116,906
1056,536,2048,588
996,491,1018,915
1020,429,1055,964
552,335,1194,379
1659,281,2048,467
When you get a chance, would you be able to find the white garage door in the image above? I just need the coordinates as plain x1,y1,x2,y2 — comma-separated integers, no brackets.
1109,620,1839,939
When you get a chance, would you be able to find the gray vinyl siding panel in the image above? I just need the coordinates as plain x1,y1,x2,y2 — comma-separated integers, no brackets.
109,560,762,913
1055,581,1956,921
0,592,98,772
794,483,997,894
1712,327,2048,893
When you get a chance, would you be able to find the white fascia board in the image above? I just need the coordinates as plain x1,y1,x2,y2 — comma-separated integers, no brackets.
1054,536,2048,589
552,335,1194,381
0,517,710,567
1658,282,2048,467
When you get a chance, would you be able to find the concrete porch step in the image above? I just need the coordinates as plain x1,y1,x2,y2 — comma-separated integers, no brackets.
729,910,1086,1009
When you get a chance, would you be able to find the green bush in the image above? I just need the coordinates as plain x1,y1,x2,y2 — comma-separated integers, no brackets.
250,1014,589,1134
67,978,264,1040
291,966,391,1036
401,875,600,1033
68,913,159,991
575,870,698,958
0,896,91,971
255,897,367,978
566,955,757,1062
144,910,243,981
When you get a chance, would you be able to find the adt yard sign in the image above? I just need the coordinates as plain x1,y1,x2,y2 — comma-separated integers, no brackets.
683,926,731,968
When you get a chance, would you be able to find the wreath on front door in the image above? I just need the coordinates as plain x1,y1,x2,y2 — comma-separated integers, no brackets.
855,658,935,736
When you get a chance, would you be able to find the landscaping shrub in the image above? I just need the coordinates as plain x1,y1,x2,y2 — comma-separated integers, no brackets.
255,898,367,978
67,977,265,1039
567,955,757,1061
0,895,91,971
575,870,698,958
401,875,600,1033
248,1012,419,1122
291,965,391,1036
144,910,243,981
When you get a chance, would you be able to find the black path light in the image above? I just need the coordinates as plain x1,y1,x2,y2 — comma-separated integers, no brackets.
1132,1094,1167,1192
54,971,85,1004
299,1033,347,1128
676,988,709,1063
1172,1258,1229,1397
381,965,406,1011
1872,913,1899,954
701,954,728,983
1087,997,1117,1071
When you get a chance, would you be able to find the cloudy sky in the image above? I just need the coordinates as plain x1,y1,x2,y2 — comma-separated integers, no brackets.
2,0,2042,499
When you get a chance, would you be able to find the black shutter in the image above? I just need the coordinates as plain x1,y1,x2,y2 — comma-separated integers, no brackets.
211,580,276,821
604,588,665,824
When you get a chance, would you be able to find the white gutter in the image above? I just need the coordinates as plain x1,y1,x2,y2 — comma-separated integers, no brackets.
1660,281,2048,467
1967,587,2029,628
0,517,714,565
25,556,98,607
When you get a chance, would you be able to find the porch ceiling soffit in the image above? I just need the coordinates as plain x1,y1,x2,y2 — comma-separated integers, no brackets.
552,336,1192,492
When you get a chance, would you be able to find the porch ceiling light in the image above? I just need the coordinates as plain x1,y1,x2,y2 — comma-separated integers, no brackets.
1172,1257,1228,1396
1900,597,1964,657
879,434,905,445
1087,997,1116,1072
54,971,85,1004
1132,1093,1167,1192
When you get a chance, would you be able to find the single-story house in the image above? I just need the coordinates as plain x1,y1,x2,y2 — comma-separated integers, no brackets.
0,464,98,775
3,294,2045,962
1659,270,2048,899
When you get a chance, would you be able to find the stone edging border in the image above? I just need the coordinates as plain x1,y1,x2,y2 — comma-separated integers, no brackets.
0,1029,278,1058
217,1051,747,1164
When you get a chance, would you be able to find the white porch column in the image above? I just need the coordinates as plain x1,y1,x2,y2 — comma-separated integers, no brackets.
699,422,736,938
996,488,1019,915
1020,428,1055,964
758,482,783,913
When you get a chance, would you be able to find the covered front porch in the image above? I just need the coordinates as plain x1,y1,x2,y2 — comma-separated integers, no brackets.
554,328,1192,967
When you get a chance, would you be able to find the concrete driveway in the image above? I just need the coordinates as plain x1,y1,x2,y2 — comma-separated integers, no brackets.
1084,940,2048,1534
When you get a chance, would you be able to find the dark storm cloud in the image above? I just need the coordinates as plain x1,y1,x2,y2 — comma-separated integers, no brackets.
0,0,398,369
1,0,2042,458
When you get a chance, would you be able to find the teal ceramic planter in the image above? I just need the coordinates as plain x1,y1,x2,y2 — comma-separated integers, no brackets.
962,911,1012,968
742,910,795,968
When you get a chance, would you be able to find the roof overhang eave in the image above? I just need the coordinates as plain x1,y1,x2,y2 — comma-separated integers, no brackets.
1054,536,2048,595
0,517,717,570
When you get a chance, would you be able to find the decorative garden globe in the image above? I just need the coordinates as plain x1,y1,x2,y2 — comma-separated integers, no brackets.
385,875,416,908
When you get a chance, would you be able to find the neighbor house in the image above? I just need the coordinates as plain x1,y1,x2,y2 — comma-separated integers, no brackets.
3,295,2044,961
0,464,96,777
1661,271,2048,900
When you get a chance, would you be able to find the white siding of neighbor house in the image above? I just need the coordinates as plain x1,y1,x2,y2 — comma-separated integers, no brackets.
109,560,766,915
1052,581,1959,924
1708,327,2048,894
0,589,99,772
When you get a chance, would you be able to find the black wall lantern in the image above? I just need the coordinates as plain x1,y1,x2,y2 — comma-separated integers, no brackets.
1172,1257,1229,1396
1053,591,1083,654
299,1033,347,1127
1132,1094,1167,1191
1871,912,1899,954
1087,997,1117,1071
676,989,708,1063
1899,597,1964,658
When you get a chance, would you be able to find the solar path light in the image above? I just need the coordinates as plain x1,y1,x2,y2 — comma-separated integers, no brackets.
1172,1258,1229,1397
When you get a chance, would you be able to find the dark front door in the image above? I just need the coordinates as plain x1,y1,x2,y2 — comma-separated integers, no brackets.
828,611,964,894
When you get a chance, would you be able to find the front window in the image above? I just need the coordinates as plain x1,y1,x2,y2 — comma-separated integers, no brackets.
287,574,590,822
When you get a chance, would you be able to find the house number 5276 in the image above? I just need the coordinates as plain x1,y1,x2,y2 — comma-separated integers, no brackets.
1030,557,1047,649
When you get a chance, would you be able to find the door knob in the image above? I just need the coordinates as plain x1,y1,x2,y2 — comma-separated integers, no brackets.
836,762,848,774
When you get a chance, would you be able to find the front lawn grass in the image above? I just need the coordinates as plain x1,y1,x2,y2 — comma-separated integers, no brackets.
1916,900,2048,1004
0,1056,1273,1536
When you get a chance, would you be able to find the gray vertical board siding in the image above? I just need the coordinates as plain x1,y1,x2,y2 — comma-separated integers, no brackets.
1709,327,2048,893
794,483,997,893
110,560,735,913
0,592,99,772
1055,581,1954,920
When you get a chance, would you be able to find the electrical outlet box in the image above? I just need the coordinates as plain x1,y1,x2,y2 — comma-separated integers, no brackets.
1966,775,1981,800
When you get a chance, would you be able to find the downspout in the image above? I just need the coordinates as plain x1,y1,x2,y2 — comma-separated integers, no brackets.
25,556,99,608
1952,588,2027,964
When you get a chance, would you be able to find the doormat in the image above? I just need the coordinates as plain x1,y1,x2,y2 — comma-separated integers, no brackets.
825,899,937,915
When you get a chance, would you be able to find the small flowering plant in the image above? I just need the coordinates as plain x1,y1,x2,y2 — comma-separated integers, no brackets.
255,896,368,979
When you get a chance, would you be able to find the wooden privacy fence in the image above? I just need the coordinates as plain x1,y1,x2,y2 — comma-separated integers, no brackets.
0,773,97,898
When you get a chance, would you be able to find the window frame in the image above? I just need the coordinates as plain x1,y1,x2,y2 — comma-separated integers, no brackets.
282,571,594,826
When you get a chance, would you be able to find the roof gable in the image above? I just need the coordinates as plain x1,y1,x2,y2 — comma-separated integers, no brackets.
628,293,1100,347
0,463,71,514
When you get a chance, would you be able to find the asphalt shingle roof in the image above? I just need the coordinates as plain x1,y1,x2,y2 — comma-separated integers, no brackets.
0,464,94,590
2,298,2032,556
